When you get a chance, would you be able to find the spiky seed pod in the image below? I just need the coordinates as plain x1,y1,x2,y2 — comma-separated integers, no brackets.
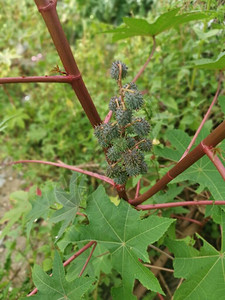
107,146,121,162
103,122,120,141
94,123,119,147
116,108,132,127
132,118,150,137
111,60,128,80
126,137,136,149
106,164,123,178
94,124,109,147
138,139,152,152
113,138,129,152
109,96,122,112
123,149,144,176
140,161,148,174
114,171,128,185
125,90,144,110
123,82,138,91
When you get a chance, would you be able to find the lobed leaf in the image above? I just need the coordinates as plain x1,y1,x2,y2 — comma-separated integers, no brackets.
166,210,225,299
104,9,213,41
193,52,225,70
65,185,174,299
30,251,95,300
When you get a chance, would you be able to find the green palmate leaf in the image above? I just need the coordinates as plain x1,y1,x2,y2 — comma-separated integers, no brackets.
26,184,55,237
155,129,225,201
0,191,31,239
193,52,225,70
166,210,225,299
64,186,174,299
30,251,95,300
49,173,87,240
105,9,213,41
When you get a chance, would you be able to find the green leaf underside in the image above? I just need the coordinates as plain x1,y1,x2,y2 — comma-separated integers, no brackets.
63,186,174,299
194,52,225,70
49,173,86,239
155,129,225,201
31,251,95,300
166,211,225,299
105,9,213,41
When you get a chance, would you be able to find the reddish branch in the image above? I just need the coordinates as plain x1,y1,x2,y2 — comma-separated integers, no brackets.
171,214,203,226
132,36,156,83
7,160,114,185
79,242,97,276
201,142,225,180
34,0,101,127
0,75,77,84
137,200,225,211
180,72,223,160
28,240,96,296
130,120,225,205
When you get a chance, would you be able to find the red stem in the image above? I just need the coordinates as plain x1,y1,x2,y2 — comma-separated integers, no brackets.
132,36,156,83
157,293,164,300
34,0,101,127
0,75,76,84
27,241,96,296
104,110,113,123
130,120,225,205
171,214,203,226
135,179,141,198
7,160,114,185
79,242,97,277
180,73,223,160
201,142,225,180
137,200,225,211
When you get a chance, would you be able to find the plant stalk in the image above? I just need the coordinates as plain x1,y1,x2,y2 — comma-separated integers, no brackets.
34,0,101,127
130,120,225,205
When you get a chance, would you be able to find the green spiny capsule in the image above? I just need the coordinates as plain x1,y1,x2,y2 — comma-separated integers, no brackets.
125,90,144,110
113,171,128,185
111,60,128,80
94,124,109,147
103,122,120,141
126,137,136,149
132,118,150,137
109,96,121,112
138,139,152,152
112,138,128,152
106,164,123,178
116,108,132,127
140,161,148,174
123,82,138,91
107,146,121,162
123,149,144,176
94,123,119,147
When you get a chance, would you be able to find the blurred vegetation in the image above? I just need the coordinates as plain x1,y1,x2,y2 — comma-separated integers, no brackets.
0,0,225,297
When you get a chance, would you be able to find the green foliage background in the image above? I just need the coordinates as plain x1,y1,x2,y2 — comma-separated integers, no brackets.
0,0,225,299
